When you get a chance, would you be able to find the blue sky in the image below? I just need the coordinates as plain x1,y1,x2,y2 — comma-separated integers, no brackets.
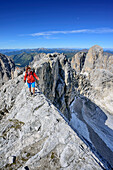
0,0,113,49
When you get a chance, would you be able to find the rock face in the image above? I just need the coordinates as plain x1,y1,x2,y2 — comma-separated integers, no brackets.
0,75,103,170
0,53,15,87
71,52,86,73
70,46,113,168
70,46,113,117
82,45,103,72
32,53,75,119
30,46,113,168
0,45,113,169
82,45,113,74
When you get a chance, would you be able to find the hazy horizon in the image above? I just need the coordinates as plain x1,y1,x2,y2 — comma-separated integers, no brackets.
0,47,113,51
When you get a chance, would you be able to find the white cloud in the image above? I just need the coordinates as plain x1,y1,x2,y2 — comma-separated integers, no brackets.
30,33,51,36
29,28,113,37
44,36,59,39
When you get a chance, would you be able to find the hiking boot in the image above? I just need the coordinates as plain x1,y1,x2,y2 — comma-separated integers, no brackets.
30,92,33,96
33,93,36,97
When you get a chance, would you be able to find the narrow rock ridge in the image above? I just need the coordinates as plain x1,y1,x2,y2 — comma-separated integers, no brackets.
0,75,107,170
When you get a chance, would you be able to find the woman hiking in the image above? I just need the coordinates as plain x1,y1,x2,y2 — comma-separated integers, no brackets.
24,66,39,96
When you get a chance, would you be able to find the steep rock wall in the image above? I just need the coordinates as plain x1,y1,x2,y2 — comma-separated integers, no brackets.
0,53,15,87
30,46,113,168
32,53,75,119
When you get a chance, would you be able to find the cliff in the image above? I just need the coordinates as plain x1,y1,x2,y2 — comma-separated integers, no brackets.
0,53,15,87
30,46,113,168
0,45,113,169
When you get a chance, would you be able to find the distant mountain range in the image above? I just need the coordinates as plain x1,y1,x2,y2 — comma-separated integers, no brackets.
0,48,113,67
0,48,87,67
0,47,113,56
0,48,87,56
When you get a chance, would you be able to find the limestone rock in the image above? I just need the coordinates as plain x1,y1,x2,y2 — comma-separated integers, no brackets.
89,69,113,115
68,46,113,168
71,52,86,73
0,47,113,169
32,53,74,119
102,53,113,73
0,75,103,170
82,45,103,72
72,45,113,116
0,75,24,120
69,96,113,168
0,53,15,87
30,49,113,169
14,67,24,78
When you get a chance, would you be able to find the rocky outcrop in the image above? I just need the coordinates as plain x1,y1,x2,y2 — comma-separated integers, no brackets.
73,45,113,116
0,75,104,170
0,75,24,120
0,53,15,87
0,45,113,169
30,47,113,168
82,45,113,74
88,69,113,114
82,45,103,72
71,52,86,73
69,46,113,168
14,67,24,78
31,53,75,119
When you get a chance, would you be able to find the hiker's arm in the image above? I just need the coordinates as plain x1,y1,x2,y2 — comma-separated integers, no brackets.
34,73,40,80
24,73,27,81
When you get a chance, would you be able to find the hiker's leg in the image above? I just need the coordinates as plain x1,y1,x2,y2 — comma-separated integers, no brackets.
29,87,31,93
33,87,35,94
27,83,31,93
32,82,35,94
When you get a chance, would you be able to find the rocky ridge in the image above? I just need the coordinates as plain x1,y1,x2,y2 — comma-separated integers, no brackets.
0,75,104,170
0,45,113,169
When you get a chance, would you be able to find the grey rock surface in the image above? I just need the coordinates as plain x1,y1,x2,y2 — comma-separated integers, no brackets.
69,46,113,168
0,75,103,170
0,53,15,87
82,45,103,72
0,45,113,169
32,53,75,119
71,52,86,73
30,46,113,168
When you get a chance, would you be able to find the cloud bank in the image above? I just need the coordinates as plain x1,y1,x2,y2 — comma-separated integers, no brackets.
30,28,113,37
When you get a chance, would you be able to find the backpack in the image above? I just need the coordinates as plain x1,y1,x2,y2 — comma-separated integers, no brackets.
31,68,35,74
26,68,35,77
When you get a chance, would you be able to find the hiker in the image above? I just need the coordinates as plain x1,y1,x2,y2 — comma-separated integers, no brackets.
24,66,39,95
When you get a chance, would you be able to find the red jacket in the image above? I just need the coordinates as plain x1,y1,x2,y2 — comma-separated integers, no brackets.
24,71,39,83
